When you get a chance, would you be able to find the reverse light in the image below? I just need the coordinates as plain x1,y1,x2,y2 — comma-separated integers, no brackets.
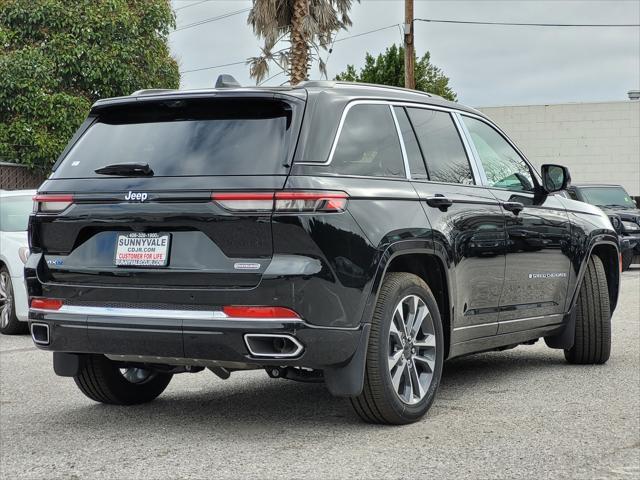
33,194,74,213
30,298,63,310
211,191,348,213
223,306,300,319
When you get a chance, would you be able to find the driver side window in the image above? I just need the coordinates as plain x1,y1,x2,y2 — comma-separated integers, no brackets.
462,116,534,192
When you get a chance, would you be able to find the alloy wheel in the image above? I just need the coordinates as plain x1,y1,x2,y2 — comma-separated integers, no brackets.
388,294,437,405
119,367,154,384
0,272,13,329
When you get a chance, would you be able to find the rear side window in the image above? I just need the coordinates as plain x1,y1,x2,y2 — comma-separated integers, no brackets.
331,104,405,178
53,99,295,178
407,108,474,185
393,107,428,179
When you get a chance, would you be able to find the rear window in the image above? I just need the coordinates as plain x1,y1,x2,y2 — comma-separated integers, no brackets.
53,98,295,178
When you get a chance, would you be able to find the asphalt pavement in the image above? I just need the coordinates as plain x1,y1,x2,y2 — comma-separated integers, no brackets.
1,269,639,480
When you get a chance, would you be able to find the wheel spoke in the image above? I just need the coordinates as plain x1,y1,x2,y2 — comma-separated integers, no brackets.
388,349,404,371
394,303,408,337
410,359,425,399
410,306,428,341
1,308,9,328
389,321,403,344
391,359,405,392
414,333,436,349
413,353,436,373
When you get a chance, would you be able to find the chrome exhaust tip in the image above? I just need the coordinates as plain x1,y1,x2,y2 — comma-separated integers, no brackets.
30,323,50,345
244,334,304,358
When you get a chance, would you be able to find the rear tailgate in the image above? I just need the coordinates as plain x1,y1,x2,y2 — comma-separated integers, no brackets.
30,94,304,290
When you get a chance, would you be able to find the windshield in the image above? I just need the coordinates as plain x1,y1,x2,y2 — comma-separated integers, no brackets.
53,98,295,178
0,195,33,232
579,187,636,209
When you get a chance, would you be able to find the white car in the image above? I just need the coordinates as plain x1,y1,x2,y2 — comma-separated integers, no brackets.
0,189,35,334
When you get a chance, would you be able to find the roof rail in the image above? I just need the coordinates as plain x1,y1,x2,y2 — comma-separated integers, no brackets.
130,89,177,96
299,80,444,99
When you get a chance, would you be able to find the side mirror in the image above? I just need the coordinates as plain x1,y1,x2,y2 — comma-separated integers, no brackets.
541,164,571,193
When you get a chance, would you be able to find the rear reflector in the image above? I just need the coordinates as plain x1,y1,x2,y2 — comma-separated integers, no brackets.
30,298,63,310
211,191,348,213
33,194,74,213
223,306,300,319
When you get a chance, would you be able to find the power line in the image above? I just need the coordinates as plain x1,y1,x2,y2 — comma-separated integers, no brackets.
173,7,251,33
415,18,640,27
181,60,246,74
181,23,400,75
174,0,208,12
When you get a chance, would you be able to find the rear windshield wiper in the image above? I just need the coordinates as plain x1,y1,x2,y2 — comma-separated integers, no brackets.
94,163,154,176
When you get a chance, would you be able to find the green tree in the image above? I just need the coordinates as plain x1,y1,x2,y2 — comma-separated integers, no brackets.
247,0,356,85
0,0,180,172
335,44,457,101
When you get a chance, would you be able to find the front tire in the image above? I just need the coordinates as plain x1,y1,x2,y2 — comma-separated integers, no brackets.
350,273,444,424
564,255,611,364
74,354,173,405
0,267,27,335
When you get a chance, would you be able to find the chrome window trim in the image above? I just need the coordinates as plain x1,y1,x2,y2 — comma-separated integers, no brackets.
295,99,495,188
389,104,412,179
452,112,487,185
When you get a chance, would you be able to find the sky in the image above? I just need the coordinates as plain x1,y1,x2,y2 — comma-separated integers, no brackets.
169,0,640,106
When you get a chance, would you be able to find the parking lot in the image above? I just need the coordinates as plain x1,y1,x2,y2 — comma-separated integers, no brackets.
0,269,638,480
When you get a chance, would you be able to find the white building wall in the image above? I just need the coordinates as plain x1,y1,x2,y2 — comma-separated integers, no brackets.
477,101,640,196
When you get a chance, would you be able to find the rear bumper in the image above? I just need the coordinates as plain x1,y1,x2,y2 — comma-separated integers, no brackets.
28,305,364,370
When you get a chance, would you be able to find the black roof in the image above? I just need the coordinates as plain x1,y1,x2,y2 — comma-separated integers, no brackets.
92,80,482,117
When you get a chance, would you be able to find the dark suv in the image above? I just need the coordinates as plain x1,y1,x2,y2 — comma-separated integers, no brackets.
562,184,639,270
27,80,620,424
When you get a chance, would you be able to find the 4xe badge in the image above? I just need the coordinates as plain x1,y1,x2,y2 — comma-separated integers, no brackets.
125,191,147,202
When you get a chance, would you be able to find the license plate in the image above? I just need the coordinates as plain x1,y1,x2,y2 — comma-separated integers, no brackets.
114,233,171,267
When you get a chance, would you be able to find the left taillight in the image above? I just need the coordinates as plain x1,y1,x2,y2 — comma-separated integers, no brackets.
211,191,348,213
30,298,63,310
33,194,74,213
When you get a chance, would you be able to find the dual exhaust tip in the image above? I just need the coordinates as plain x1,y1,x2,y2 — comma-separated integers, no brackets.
30,323,303,359
244,334,304,358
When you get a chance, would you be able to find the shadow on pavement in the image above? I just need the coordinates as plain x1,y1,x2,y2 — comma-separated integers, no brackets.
47,347,571,432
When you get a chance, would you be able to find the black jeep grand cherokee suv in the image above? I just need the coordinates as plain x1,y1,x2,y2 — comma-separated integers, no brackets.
27,81,620,424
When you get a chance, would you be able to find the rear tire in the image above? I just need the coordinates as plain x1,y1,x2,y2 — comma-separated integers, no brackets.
564,255,611,364
74,354,172,405
350,272,444,425
0,267,28,335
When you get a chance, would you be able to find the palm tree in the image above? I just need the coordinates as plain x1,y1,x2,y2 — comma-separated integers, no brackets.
247,0,356,85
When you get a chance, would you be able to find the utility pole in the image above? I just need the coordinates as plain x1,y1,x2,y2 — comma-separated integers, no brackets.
404,0,415,89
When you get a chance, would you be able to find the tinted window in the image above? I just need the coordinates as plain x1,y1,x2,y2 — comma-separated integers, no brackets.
0,195,32,232
54,99,294,178
407,108,474,185
393,107,427,179
578,187,636,208
331,104,405,178
462,116,534,192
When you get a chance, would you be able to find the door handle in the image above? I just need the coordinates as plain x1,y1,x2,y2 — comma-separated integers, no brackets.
502,201,524,215
424,195,453,211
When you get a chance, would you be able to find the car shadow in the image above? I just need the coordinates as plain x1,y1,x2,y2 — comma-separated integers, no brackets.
52,347,571,432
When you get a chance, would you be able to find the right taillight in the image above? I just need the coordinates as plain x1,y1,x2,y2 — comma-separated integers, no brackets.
211,191,348,213
274,191,348,213
33,194,74,213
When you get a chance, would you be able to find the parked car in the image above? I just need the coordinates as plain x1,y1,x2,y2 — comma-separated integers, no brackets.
0,189,36,334
563,184,639,271
27,80,620,424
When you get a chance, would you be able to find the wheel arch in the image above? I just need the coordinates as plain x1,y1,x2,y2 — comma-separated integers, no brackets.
365,242,452,359
590,242,620,314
